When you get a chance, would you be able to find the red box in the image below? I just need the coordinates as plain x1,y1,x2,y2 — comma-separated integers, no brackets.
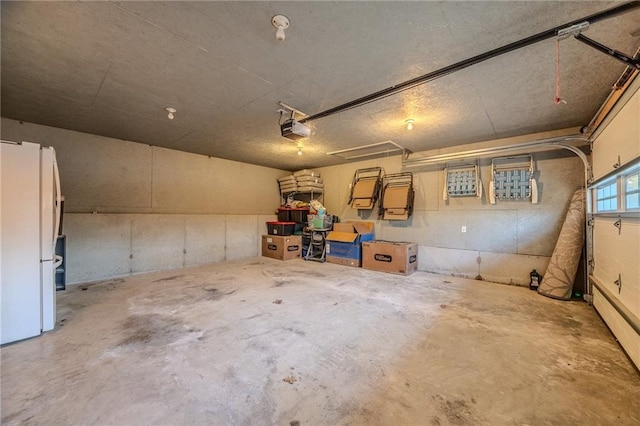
267,221,296,236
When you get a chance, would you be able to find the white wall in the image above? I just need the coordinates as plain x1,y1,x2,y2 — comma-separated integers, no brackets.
318,141,585,286
1,118,283,283
1,118,586,287
589,80,640,369
1,118,284,215
64,213,274,283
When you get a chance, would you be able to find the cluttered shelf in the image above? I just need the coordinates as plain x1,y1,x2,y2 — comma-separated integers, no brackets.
278,169,324,204
264,168,417,274
263,169,332,262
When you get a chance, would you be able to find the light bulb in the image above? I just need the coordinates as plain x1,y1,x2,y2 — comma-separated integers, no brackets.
297,148,302,156
272,15,289,42
405,119,415,130
165,107,176,120
167,112,174,120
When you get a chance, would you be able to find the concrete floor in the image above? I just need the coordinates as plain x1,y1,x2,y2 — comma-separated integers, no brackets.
1,257,639,425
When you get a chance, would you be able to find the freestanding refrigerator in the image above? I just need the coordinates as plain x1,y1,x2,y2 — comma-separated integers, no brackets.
1,140,63,344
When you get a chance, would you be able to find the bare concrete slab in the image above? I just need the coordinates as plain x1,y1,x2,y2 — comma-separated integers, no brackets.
1,258,638,425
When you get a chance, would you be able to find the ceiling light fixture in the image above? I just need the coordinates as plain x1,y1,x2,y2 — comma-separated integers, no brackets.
405,119,415,130
272,15,289,41
297,142,303,156
165,107,176,120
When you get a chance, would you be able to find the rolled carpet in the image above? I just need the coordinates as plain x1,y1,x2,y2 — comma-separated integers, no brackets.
538,188,585,300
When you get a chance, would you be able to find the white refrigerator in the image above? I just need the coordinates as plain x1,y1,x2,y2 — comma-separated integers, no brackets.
1,141,63,344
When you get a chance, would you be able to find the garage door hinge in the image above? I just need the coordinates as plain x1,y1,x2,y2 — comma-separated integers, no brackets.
613,217,622,234
613,155,621,169
614,274,622,294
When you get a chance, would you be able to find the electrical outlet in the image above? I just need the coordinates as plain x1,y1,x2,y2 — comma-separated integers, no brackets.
461,226,467,233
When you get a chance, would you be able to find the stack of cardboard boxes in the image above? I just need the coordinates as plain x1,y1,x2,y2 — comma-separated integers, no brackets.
262,217,418,275
267,171,419,271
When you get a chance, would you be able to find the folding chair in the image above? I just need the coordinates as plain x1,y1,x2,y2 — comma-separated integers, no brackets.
348,167,383,209
443,163,482,200
379,172,414,220
489,155,538,204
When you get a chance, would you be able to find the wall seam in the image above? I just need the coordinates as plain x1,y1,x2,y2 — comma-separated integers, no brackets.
129,216,133,274
150,147,154,209
224,215,228,261
183,215,187,268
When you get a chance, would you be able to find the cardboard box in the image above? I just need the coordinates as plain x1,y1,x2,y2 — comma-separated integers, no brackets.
326,221,375,266
362,241,418,275
326,256,360,268
261,235,301,260
332,222,356,233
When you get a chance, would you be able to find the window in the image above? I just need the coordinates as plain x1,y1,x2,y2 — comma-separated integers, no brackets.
625,169,640,210
590,160,640,215
596,181,617,212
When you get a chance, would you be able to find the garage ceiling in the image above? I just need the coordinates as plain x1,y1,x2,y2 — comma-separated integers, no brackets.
1,1,639,170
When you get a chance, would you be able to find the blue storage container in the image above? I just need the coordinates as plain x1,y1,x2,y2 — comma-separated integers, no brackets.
325,222,375,264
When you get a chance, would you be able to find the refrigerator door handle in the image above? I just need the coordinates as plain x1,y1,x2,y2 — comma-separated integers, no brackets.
52,147,62,252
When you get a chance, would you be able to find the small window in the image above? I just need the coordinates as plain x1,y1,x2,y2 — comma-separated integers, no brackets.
596,181,617,212
625,169,640,210
590,160,640,215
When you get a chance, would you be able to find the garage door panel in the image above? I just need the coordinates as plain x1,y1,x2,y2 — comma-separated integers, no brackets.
593,287,640,370
592,217,640,315
592,89,640,180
